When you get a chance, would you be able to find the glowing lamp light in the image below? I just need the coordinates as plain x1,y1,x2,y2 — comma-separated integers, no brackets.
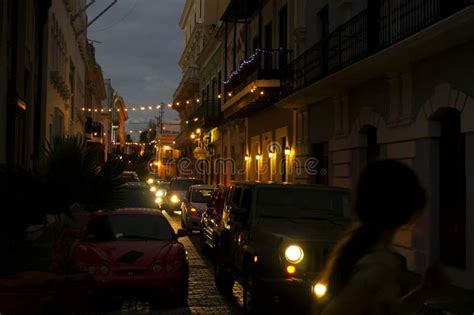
313,283,327,298
286,265,296,274
147,178,154,185
196,99,200,103
285,245,304,264
194,117,199,122
244,155,250,162
196,128,201,134
155,197,163,204
256,154,262,161
217,94,222,99
268,151,274,159
150,186,157,193
185,120,189,124
254,256,258,263
228,92,232,97
168,103,172,107
260,91,265,95
190,133,196,140
186,100,190,104
284,147,291,156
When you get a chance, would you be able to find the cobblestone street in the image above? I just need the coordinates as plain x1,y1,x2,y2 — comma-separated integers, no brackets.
90,211,243,315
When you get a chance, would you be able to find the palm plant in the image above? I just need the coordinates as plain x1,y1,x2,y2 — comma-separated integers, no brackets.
35,135,126,273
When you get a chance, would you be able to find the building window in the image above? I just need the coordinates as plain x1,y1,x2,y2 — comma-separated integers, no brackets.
312,142,329,186
360,125,379,164
439,109,466,268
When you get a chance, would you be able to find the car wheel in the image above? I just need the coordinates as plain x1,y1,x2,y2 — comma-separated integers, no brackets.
214,254,234,293
243,272,265,314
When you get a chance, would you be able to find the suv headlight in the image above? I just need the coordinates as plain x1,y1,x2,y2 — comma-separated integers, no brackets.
285,245,304,264
155,190,165,197
171,195,180,203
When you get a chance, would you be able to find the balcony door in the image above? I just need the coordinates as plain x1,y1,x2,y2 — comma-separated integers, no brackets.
278,5,288,68
264,22,273,73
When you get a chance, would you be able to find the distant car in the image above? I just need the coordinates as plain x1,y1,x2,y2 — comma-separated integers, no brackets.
71,208,189,302
153,181,170,208
115,182,156,209
120,171,140,182
181,185,215,231
200,187,230,252
163,178,204,212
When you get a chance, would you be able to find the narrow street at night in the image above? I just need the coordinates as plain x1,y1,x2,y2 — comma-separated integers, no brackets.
2,0,474,314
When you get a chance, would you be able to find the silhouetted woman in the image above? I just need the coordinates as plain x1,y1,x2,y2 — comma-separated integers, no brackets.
319,160,449,315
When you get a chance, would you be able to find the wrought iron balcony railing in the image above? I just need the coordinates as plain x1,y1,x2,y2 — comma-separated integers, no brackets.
189,100,221,129
281,0,473,98
224,48,293,100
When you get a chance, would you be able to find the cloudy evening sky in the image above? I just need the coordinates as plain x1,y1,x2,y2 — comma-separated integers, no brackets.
88,0,184,139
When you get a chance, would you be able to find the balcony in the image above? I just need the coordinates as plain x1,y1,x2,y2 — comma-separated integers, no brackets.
188,101,221,130
85,119,104,143
223,49,292,119
173,67,200,105
280,0,474,100
221,0,261,21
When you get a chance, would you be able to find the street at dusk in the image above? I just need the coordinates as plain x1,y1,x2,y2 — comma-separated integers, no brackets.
1,0,474,314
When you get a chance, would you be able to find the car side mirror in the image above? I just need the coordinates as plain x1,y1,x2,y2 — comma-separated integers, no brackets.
176,229,189,238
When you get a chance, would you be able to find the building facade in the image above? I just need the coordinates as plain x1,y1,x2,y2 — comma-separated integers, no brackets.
277,0,474,290
173,0,474,292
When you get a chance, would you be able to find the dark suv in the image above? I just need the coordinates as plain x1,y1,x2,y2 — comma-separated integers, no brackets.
213,182,350,314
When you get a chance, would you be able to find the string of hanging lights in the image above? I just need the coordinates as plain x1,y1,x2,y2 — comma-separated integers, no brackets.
81,103,174,112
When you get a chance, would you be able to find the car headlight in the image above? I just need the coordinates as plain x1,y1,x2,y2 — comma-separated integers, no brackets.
155,190,165,197
313,282,327,298
285,245,304,264
150,186,157,193
171,195,180,203
152,263,162,273
99,265,110,275
147,178,154,185
155,197,163,204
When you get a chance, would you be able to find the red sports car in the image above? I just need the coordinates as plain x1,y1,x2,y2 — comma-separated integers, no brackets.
71,208,189,302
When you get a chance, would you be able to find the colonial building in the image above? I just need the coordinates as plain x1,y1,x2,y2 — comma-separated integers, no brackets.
173,0,228,180
40,0,89,146
277,0,474,291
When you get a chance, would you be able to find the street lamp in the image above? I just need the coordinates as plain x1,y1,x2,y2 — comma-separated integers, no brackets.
256,154,262,161
196,128,201,134
284,147,291,156
244,155,250,162
190,133,196,140
268,151,274,159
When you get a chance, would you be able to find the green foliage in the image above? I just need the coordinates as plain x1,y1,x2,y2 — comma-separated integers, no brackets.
36,135,126,214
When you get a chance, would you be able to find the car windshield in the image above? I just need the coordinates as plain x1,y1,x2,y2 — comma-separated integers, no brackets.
169,179,204,191
85,214,174,242
256,187,350,219
116,186,155,209
191,189,213,203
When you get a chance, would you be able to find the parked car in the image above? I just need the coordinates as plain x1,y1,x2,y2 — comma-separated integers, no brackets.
163,178,204,213
115,182,156,210
71,208,189,302
200,187,230,252
181,185,215,231
120,171,140,182
213,181,350,314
